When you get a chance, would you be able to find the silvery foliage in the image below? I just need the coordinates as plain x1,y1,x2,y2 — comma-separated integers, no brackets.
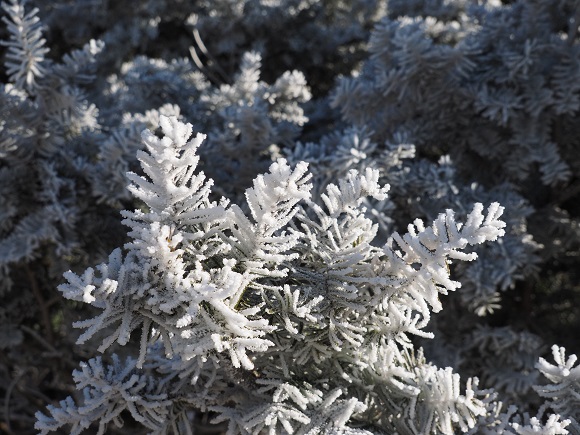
285,126,541,316
0,0,103,259
32,0,385,96
94,49,312,206
535,346,580,433
325,0,580,414
4,0,356,211
0,0,106,324
332,0,580,261
0,0,577,433
195,51,311,196
0,1,127,426
35,115,574,434
283,122,552,407
0,0,314,429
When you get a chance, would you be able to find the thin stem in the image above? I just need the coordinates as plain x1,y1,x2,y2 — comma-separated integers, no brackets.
549,179,580,206
189,45,222,85
3,368,28,435
20,325,57,353
192,27,231,84
25,263,54,344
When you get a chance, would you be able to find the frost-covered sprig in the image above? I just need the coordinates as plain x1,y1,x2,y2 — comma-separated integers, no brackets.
123,115,223,226
58,116,278,371
210,384,372,435
102,50,313,202
228,157,311,280
1,0,49,91
200,51,312,197
42,116,513,434
350,346,495,434
379,203,506,342
35,355,172,435
473,404,571,435
295,167,390,308
251,180,506,433
535,346,580,433
510,415,571,435
408,367,490,434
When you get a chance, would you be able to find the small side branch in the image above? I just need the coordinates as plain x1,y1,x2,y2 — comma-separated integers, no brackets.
25,263,54,344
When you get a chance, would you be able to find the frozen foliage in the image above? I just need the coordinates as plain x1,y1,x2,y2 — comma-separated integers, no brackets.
36,115,571,434
0,1,319,430
325,0,580,425
0,0,108,345
332,0,580,263
95,51,312,205
0,2,128,429
535,346,580,433
0,0,48,90
0,0,577,433
282,125,545,408
35,355,173,435
285,126,541,316
197,51,312,195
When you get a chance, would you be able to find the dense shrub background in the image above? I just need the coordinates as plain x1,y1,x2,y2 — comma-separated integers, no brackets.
0,0,579,434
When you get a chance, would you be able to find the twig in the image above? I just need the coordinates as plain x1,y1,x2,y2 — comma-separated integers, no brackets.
20,325,57,354
549,179,580,206
25,263,54,344
3,368,29,435
189,45,223,85
192,27,231,84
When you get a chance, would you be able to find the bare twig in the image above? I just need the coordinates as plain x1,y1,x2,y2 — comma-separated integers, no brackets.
192,27,231,84
3,368,29,435
189,45,223,85
20,325,57,354
549,179,580,206
25,263,54,344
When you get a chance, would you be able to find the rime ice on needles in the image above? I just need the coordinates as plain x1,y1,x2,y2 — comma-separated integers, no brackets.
39,115,524,434
58,116,281,372
535,346,580,433
381,203,506,340
1,0,49,91
229,157,311,281
122,115,224,233
36,355,171,435
409,367,489,434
